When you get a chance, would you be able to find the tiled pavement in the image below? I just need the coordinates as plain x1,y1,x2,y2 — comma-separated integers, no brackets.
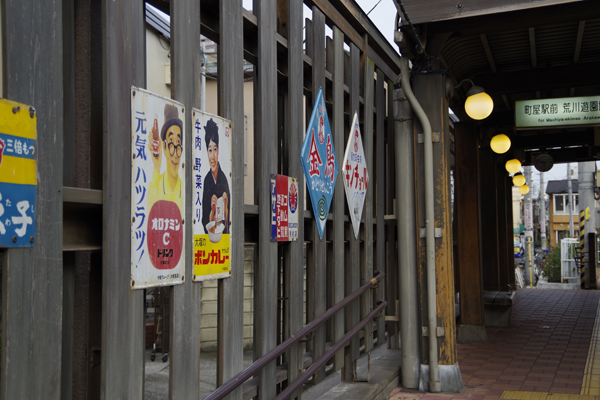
389,289,600,400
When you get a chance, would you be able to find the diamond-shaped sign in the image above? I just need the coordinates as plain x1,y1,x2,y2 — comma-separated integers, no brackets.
342,112,368,238
301,88,338,239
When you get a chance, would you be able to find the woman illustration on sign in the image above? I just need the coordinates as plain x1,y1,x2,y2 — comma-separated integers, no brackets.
202,118,230,235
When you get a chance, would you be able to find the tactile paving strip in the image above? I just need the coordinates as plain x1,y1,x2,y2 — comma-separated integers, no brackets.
581,295,600,396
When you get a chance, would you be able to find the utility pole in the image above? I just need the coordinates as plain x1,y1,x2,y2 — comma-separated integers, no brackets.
578,161,597,288
524,166,533,286
568,163,574,237
540,171,546,250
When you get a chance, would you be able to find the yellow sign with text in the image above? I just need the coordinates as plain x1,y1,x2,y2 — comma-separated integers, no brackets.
193,234,231,280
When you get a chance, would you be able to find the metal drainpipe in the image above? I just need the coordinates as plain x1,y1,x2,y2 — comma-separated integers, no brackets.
395,62,420,389
399,57,441,392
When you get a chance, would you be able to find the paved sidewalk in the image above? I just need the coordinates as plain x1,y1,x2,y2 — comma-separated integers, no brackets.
389,289,600,400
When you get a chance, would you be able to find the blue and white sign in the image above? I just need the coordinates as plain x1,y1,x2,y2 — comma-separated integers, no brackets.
0,99,37,248
301,88,338,239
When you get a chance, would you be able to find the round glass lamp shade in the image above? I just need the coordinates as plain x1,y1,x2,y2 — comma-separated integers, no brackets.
464,90,494,120
519,184,530,195
513,173,526,186
505,159,521,174
490,134,511,154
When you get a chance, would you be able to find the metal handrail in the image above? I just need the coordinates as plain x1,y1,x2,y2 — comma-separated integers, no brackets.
205,271,386,400
275,300,387,400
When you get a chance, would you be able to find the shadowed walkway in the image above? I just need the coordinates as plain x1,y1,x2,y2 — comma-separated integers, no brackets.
389,289,600,400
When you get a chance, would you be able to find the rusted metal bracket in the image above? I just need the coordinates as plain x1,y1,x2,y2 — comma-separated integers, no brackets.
417,132,441,143
419,228,443,238
422,326,445,337
385,300,400,322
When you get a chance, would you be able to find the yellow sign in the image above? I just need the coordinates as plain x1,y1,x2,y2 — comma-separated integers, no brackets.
585,207,590,220
0,99,38,247
193,234,231,279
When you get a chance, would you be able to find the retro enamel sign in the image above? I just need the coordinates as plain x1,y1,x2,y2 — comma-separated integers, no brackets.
0,99,37,248
301,88,338,239
131,87,185,289
271,174,299,242
192,109,232,281
342,112,369,238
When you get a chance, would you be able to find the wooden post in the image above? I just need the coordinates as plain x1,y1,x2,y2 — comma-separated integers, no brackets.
254,0,278,397
479,148,500,291
218,1,245,399
375,69,386,346
455,123,487,343
282,0,304,396
308,6,327,384
332,26,346,372
386,78,399,349
362,55,375,354
497,162,510,290
170,0,202,397
414,67,460,377
1,2,64,398
343,43,361,382
101,0,145,398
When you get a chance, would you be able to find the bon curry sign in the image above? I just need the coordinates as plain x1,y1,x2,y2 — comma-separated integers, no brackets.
0,99,37,248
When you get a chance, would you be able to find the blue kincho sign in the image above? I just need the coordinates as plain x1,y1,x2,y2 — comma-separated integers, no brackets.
301,88,338,239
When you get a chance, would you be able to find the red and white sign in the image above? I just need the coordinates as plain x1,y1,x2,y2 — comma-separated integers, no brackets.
342,112,369,239
271,174,299,242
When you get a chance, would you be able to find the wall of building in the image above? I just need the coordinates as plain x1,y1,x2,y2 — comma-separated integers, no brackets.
548,196,580,247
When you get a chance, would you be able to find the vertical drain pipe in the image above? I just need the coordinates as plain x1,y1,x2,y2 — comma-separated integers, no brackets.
395,62,420,389
399,57,441,392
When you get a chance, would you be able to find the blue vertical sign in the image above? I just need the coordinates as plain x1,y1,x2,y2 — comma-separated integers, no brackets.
301,88,338,239
0,99,37,247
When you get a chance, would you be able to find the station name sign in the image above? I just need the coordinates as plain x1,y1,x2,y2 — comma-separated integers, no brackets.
515,95,600,129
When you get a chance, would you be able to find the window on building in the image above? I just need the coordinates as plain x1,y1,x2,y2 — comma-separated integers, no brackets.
554,194,579,214
555,195,564,212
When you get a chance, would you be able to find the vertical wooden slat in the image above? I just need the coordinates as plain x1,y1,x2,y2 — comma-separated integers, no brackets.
343,42,361,381
101,0,145,398
362,54,375,354
455,123,485,328
310,6,327,384
414,80,429,365
505,176,516,289
375,69,386,346
332,26,345,372
62,1,75,398
1,1,63,399
386,78,399,350
479,148,499,292
414,71,457,367
283,0,305,395
218,1,245,400
63,0,76,187
169,0,202,397
254,0,278,397
497,162,509,290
